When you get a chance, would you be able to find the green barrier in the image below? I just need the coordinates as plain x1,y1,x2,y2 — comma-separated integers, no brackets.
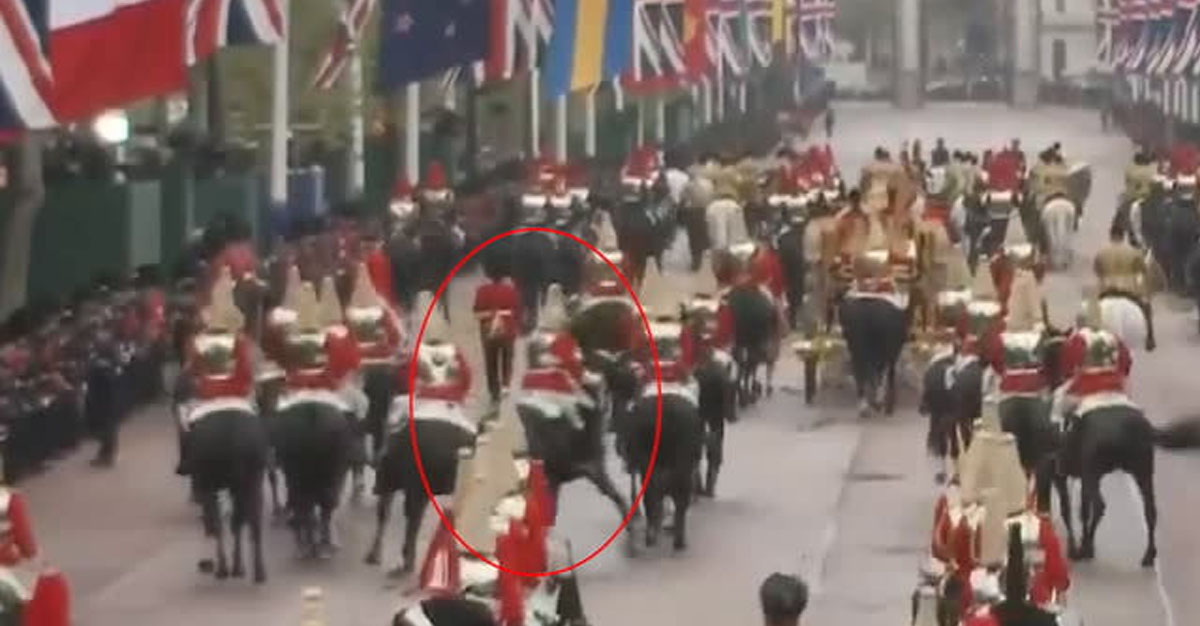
0,180,163,302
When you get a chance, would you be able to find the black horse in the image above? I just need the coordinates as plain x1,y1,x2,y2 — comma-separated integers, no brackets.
624,392,704,551
727,282,779,406
365,413,475,575
610,188,675,289
692,347,737,497
185,406,270,582
839,295,909,416
919,351,964,470
774,218,809,331
272,398,354,559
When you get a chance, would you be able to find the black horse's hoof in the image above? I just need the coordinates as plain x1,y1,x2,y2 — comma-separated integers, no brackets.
231,565,245,579
1141,549,1158,568
254,570,267,585
215,566,229,580
365,550,381,566
673,538,687,552
198,559,215,574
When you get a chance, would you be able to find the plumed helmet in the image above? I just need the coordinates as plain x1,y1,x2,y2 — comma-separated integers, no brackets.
1005,269,1043,332
970,268,998,302
316,276,343,328
294,282,322,332
202,266,244,332
639,263,677,316
282,264,303,311
694,250,720,296
348,263,382,309
538,284,570,331
392,176,415,200
425,161,448,190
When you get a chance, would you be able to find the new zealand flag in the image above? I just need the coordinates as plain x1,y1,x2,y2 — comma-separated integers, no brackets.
378,0,491,90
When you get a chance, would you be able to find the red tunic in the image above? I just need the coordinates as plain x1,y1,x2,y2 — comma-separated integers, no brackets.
356,312,403,361
537,331,584,382
776,165,799,194
1025,514,1071,605
636,325,696,384
474,280,522,342
750,248,786,300
520,368,580,395
185,334,255,400
1168,142,1200,177
0,489,37,566
1059,331,1132,397
986,152,1021,192
963,607,1000,626
142,288,168,345
698,304,736,351
413,348,473,403
211,242,258,285
285,329,362,391
981,330,1047,394
365,248,397,309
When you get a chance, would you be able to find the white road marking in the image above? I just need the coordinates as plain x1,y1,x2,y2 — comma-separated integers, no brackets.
1123,475,1177,626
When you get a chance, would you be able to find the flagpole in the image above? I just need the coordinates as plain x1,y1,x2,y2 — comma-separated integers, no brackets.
653,95,666,144
584,88,597,158
530,69,542,158
553,95,568,164
270,0,290,225
405,82,421,184
636,98,646,147
348,44,366,198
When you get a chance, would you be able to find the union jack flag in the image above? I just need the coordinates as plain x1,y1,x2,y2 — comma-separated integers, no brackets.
0,0,55,132
1096,0,1119,69
186,0,286,67
311,0,376,90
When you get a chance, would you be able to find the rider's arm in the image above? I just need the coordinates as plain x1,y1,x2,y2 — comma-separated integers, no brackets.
453,351,473,397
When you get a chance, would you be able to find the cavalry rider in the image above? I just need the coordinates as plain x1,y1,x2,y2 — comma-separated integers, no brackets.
388,176,419,228
632,264,697,391
621,143,661,190
418,161,456,226
1054,291,1133,426
344,263,404,452
983,141,1023,210
409,291,472,405
688,252,735,354
177,268,256,475
833,189,871,269
1122,147,1159,211
958,268,1005,367
279,279,364,410
982,269,1049,398
519,285,591,432
1095,223,1156,351
1031,149,1071,212
860,147,901,211
584,210,635,299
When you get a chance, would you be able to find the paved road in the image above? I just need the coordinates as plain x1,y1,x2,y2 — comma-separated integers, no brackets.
19,102,1198,625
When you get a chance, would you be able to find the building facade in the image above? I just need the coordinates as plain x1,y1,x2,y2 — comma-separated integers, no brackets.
1038,0,1100,80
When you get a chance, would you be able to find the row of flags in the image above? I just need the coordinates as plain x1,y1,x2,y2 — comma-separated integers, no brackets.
0,0,283,132
0,0,837,134
1100,0,1200,76
373,0,838,98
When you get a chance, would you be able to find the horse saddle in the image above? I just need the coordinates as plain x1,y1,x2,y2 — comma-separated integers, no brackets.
387,397,475,435
640,379,700,408
178,397,258,431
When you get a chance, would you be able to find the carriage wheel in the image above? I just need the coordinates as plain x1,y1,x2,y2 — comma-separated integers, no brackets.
803,357,818,406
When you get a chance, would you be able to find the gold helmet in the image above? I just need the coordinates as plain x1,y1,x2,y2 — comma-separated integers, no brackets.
282,264,303,311
316,276,343,328
294,282,323,333
201,267,245,333
348,263,382,310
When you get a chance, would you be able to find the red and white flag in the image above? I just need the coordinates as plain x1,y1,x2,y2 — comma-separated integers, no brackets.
311,0,375,91
50,0,188,122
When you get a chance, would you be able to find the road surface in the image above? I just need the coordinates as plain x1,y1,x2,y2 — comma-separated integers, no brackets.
19,102,1198,625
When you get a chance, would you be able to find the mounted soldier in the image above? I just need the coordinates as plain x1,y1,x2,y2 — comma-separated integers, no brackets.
860,147,902,213
632,264,697,394
686,252,735,356
409,291,472,406
388,176,419,230
980,143,1023,240
1052,290,1133,428
1116,148,1159,249
345,263,405,461
176,268,256,475
519,285,592,433
1095,223,1157,350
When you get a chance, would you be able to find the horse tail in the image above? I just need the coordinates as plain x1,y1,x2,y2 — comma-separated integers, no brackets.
1154,416,1200,449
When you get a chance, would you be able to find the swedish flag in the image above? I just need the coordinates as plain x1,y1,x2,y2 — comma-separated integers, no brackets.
543,0,636,97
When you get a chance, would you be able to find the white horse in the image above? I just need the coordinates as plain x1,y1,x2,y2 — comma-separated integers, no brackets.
1082,297,1149,352
1041,196,1077,270
706,198,749,251
1127,198,1146,249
